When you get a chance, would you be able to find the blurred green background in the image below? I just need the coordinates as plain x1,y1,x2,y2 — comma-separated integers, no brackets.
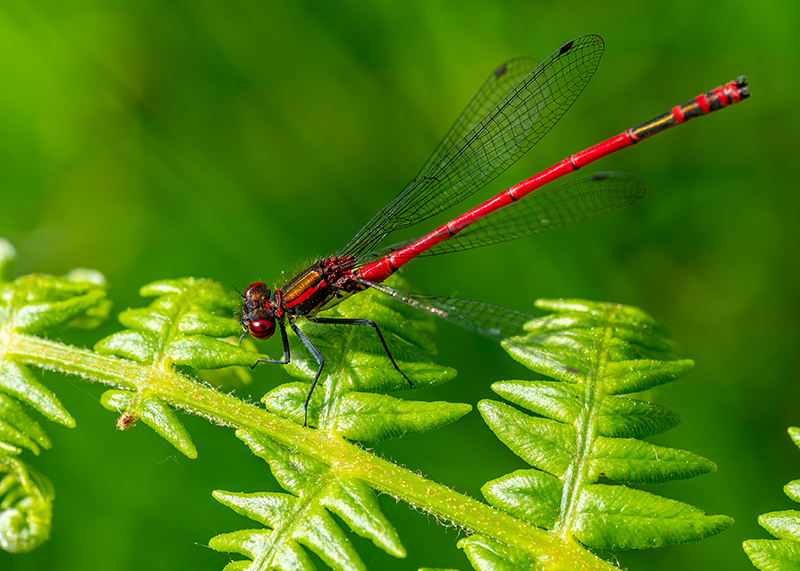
0,1,797,570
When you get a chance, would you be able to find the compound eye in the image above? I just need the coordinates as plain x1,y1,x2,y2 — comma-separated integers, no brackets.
248,318,276,340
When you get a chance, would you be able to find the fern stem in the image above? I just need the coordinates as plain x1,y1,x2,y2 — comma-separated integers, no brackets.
8,331,615,570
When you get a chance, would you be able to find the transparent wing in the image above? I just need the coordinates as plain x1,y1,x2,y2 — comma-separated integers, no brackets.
420,172,646,255
350,172,645,266
361,280,532,342
414,56,540,179
337,35,605,259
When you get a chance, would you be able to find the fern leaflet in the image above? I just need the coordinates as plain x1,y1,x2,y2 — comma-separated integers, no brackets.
743,426,800,570
468,298,733,566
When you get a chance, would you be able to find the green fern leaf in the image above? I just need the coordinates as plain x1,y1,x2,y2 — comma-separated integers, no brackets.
0,361,73,429
265,385,470,441
0,247,112,553
0,393,51,455
211,429,405,570
478,298,732,559
1,275,107,336
210,523,314,571
261,277,467,438
458,534,542,571
589,435,716,484
571,483,731,549
0,450,54,553
0,269,109,431
96,278,255,367
481,469,561,529
491,377,683,438
91,278,262,456
744,427,800,570
211,491,360,571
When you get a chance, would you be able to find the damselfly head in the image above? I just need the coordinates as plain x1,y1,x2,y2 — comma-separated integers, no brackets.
241,282,277,339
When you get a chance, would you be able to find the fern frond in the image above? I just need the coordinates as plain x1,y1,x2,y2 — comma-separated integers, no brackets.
475,298,732,562
263,277,470,438
0,240,105,552
0,456,54,553
743,426,800,570
91,278,264,457
210,429,405,571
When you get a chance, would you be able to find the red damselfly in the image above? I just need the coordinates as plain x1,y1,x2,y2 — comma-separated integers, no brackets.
240,35,749,425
